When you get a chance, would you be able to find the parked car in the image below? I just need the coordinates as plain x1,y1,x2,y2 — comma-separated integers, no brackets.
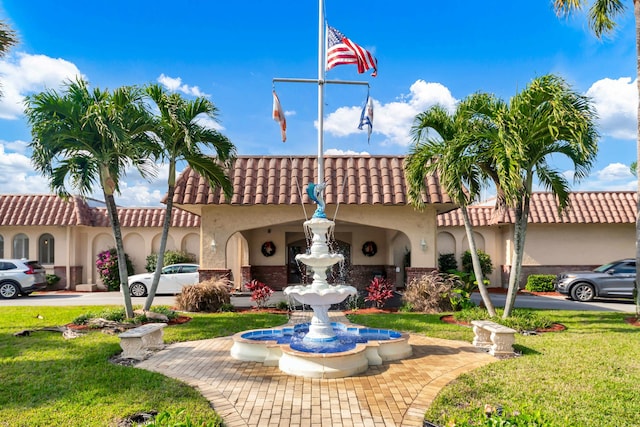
554,259,636,302
0,259,47,299
126,263,200,297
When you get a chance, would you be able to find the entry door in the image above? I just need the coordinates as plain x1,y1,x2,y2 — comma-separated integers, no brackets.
287,242,306,284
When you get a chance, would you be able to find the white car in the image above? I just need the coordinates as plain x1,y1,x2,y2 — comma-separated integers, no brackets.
0,259,47,299
127,263,200,297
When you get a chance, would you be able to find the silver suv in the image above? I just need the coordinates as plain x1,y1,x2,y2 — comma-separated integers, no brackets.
0,259,47,299
554,259,636,302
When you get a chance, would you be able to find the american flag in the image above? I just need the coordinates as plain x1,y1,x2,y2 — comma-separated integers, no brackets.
326,25,377,77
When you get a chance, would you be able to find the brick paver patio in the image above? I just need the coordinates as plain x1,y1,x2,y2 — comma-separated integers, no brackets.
137,312,496,427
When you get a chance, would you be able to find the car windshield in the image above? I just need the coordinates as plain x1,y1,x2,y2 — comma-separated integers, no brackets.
594,262,618,273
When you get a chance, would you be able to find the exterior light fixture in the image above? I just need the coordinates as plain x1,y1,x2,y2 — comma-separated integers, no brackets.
211,238,217,253
420,238,427,252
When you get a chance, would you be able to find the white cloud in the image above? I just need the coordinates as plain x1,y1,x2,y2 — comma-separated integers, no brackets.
595,162,635,182
0,139,29,154
0,52,83,119
573,162,637,191
323,80,458,146
586,77,638,140
0,143,50,193
324,148,370,156
157,73,210,98
195,115,225,131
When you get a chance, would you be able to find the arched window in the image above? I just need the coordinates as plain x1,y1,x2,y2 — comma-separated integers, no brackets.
0,235,4,258
13,233,29,259
39,233,55,264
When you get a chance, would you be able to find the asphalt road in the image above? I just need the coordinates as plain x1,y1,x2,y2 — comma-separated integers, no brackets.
1,290,635,312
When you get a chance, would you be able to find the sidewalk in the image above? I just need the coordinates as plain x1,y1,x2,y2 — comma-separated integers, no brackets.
137,312,496,427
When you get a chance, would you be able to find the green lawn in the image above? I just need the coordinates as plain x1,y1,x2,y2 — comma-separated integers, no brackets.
0,306,286,427
349,310,640,427
2,306,638,426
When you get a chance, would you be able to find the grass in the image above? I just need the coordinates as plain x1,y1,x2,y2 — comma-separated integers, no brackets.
0,306,286,427
348,310,640,427
2,305,638,426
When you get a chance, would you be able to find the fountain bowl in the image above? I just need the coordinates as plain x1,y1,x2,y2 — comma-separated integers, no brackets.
284,284,356,306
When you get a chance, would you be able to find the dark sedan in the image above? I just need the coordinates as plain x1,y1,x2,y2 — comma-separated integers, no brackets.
554,259,636,302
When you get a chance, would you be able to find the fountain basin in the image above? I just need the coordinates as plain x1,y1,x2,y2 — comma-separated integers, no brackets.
284,284,357,306
230,322,413,379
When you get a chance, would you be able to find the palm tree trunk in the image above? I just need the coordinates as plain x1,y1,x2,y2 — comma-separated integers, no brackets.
503,195,530,318
144,182,175,311
635,0,640,316
104,192,134,318
461,206,496,316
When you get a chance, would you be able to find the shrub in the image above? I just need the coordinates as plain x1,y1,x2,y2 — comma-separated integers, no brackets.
365,277,394,308
175,278,231,312
145,250,196,272
453,307,553,332
245,279,274,308
461,249,493,276
526,274,556,292
438,253,458,272
402,271,465,313
346,293,365,311
46,274,61,288
95,248,134,291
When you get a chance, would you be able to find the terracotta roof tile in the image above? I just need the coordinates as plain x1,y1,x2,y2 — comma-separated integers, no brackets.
0,194,89,226
172,155,454,206
90,207,200,228
437,191,637,226
0,194,200,228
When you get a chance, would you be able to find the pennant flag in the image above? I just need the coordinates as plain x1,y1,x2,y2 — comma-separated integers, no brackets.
326,25,377,77
358,94,374,143
272,90,286,142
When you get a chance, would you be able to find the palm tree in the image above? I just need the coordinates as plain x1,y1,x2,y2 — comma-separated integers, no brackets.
25,78,156,318
551,0,640,314
142,84,236,311
490,74,599,317
0,21,17,97
405,93,498,316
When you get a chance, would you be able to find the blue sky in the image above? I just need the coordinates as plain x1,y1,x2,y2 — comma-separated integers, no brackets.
0,0,637,206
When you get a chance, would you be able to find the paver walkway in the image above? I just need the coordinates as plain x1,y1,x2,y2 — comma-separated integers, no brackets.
137,312,496,427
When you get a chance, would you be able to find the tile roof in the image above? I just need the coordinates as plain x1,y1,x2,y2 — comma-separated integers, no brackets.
0,194,200,228
171,155,454,206
437,191,637,226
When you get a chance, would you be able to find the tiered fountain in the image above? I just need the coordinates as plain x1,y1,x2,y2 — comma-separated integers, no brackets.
230,186,412,378
229,0,411,378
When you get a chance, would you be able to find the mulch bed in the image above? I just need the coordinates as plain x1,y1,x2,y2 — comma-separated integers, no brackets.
625,317,640,327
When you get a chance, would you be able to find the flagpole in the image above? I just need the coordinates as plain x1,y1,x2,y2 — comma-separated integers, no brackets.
317,0,325,186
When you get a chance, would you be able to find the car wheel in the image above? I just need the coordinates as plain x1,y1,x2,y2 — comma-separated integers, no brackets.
571,283,595,302
129,282,148,297
0,282,19,299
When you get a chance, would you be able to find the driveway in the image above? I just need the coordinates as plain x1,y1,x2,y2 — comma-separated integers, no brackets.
1,290,635,312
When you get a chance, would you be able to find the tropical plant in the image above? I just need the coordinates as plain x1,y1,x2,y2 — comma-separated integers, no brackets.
95,248,134,291
142,84,236,311
406,93,498,316
483,75,598,318
551,0,640,315
25,78,156,318
438,253,458,272
525,274,556,292
365,277,394,308
245,279,274,308
0,20,16,98
402,271,465,313
175,278,231,312
461,249,493,277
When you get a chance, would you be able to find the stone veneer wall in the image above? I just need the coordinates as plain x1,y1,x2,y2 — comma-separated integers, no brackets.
53,265,82,290
500,264,601,288
250,265,288,290
348,265,395,290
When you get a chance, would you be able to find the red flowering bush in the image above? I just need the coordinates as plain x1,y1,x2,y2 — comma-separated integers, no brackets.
365,277,394,308
245,279,274,308
95,248,134,291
